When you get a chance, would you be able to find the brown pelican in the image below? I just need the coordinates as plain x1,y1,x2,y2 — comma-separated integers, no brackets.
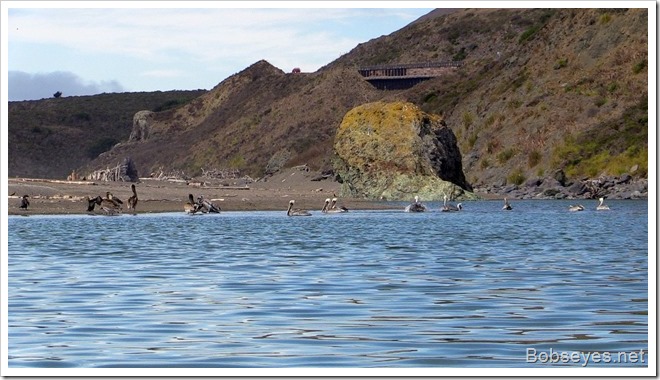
287,200,311,216
85,196,97,212
197,195,221,213
106,192,123,207
185,194,202,214
19,195,30,210
568,204,585,212
441,195,462,212
502,198,512,210
127,184,138,211
596,197,610,211
321,198,331,213
90,195,122,215
404,196,428,212
330,197,349,212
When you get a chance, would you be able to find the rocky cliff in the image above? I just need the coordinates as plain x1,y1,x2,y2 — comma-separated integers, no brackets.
333,101,472,200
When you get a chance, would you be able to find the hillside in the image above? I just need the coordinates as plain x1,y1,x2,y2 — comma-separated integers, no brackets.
8,90,206,179
8,8,648,191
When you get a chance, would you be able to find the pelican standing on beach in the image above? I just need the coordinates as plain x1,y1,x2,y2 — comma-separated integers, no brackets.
287,200,311,216
404,196,428,212
502,198,512,210
184,194,202,214
19,195,30,210
127,184,138,212
90,195,122,215
197,195,221,213
596,197,610,210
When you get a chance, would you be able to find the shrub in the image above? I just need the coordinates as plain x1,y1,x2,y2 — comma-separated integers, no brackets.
519,25,541,43
507,168,526,185
528,150,542,167
497,148,517,164
633,59,646,74
553,58,568,70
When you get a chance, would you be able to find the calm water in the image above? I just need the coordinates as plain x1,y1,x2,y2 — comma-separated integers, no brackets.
7,200,648,368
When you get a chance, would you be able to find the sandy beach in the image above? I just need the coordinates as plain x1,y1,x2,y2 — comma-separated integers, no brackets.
7,168,393,216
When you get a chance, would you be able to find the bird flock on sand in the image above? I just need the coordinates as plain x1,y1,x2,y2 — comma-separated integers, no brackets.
14,185,613,215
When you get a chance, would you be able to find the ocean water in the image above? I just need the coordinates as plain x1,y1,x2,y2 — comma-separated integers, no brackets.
7,200,649,369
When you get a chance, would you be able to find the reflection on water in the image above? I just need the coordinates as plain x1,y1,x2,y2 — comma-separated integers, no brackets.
8,200,648,368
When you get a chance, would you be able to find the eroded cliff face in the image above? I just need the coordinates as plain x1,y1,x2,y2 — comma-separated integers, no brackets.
333,101,472,201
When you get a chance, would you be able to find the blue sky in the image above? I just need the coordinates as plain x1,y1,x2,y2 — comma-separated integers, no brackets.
4,2,434,101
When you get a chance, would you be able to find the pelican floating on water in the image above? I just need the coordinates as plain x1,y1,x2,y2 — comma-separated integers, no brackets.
127,184,138,212
502,198,512,210
287,200,311,216
404,196,428,212
441,195,462,212
329,198,348,213
568,204,585,212
19,195,30,210
596,197,610,211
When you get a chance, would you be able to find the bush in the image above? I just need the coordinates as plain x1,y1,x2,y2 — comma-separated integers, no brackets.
507,168,526,185
633,59,646,74
497,148,517,164
528,150,542,167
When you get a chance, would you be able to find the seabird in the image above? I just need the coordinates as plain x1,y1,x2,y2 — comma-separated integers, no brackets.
127,184,138,212
185,194,202,214
91,195,122,215
329,197,349,213
19,195,29,209
197,195,221,213
287,200,311,216
441,195,462,212
596,197,610,211
568,204,585,212
502,198,512,210
404,195,428,212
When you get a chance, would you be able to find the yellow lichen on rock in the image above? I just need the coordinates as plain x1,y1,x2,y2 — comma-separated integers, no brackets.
333,101,472,200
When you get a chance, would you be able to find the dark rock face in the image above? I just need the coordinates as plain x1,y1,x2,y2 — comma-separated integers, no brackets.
332,101,472,200
474,173,647,200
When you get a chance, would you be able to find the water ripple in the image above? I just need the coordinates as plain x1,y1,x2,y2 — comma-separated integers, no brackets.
8,200,648,368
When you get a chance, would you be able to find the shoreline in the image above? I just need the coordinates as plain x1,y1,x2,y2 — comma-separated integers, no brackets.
6,174,394,216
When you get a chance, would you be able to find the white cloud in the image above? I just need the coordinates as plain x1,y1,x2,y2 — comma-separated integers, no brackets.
8,71,124,101
6,5,433,97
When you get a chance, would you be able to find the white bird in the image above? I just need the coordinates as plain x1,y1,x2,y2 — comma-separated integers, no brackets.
596,197,610,211
502,198,512,210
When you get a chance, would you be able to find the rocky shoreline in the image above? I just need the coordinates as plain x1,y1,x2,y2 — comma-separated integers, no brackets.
473,171,648,200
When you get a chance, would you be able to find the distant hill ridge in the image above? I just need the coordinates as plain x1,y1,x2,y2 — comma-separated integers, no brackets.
9,8,648,189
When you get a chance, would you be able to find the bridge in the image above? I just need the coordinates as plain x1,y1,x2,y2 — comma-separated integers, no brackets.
358,61,462,90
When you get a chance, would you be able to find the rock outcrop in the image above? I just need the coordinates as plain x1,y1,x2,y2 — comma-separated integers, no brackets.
129,110,155,142
333,101,472,201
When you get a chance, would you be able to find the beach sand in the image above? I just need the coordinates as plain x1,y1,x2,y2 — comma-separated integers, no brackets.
7,168,392,215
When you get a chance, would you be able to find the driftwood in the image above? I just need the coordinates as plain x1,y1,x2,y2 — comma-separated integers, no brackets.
87,157,139,182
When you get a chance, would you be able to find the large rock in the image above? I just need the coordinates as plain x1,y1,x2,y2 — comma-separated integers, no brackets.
129,110,155,142
332,101,472,200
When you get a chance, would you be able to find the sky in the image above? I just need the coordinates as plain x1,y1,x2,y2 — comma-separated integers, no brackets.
3,2,435,101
